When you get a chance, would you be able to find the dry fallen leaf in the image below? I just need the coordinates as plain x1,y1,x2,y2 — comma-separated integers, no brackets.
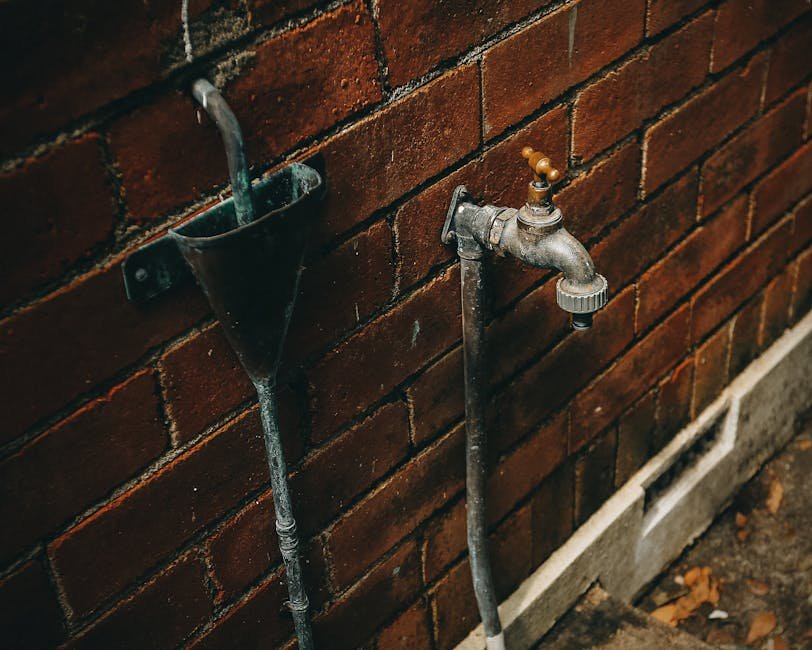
746,611,777,644
746,579,770,596
735,512,748,527
684,567,702,586
766,479,784,514
651,566,720,627
651,603,679,625
771,636,789,650
737,528,751,542
798,439,812,450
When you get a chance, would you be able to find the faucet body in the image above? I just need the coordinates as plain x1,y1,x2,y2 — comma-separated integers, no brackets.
443,182,607,328
442,150,607,648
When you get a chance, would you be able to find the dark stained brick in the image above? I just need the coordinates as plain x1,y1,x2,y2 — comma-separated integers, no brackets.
0,370,166,566
0,135,115,305
482,0,644,137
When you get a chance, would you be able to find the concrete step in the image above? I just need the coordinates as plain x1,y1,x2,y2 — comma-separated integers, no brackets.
536,586,714,649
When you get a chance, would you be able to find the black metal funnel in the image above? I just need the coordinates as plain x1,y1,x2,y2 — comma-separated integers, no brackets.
169,163,323,382
122,79,324,649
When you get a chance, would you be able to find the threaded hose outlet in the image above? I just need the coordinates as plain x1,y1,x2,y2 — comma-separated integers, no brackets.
556,274,608,314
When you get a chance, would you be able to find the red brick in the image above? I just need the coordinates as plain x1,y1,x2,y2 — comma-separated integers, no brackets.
394,167,473,292
234,2,380,159
309,266,460,440
407,346,464,447
109,92,227,224
490,505,535,597
377,0,550,87
393,98,565,293
615,391,656,486
760,264,795,348
70,554,211,649
314,542,422,649
752,142,812,236
376,599,432,650
646,0,708,35
498,287,636,446
477,106,570,207
792,247,812,320
692,322,731,416
531,460,574,566
248,0,319,25
729,295,763,377
482,0,645,137
191,568,294,649
711,0,807,73
701,90,806,216
431,507,533,650
206,490,279,603
0,559,65,648
291,402,411,536
0,135,115,305
765,15,812,105
489,255,551,313
654,358,694,451
793,195,812,256
160,325,253,443
431,559,478,650
574,13,713,161
319,65,480,241
286,220,395,363
0,256,209,444
571,305,691,448
422,498,466,583
0,0,215,154
592,170,698,290
692,216,794,342
488,410,569,525
49,408,268,617
556,141,641,242
487,280,569,383
327,425,465,589
111,3,380,223
574,429,617,525
644,54,766,193
0,370,165,566
637,193,748,332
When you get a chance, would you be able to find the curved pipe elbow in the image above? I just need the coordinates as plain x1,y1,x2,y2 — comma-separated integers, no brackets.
499,218,598,285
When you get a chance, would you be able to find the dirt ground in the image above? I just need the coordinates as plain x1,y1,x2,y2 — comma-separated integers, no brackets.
637,423,812,649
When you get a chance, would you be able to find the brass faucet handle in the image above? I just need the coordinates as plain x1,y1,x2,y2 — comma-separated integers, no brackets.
521,147,562,184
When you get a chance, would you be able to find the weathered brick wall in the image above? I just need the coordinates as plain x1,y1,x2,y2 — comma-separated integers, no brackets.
1,0,810,647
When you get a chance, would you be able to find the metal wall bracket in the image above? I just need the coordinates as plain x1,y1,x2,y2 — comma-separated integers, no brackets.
122,237,191,303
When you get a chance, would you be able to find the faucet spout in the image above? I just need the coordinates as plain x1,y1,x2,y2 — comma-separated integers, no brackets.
498,216,596,283
444,191,608,326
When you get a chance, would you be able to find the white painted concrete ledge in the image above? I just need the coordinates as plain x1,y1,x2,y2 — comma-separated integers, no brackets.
457,310,812,650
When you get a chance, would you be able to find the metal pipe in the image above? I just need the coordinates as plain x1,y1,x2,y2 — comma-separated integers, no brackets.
458,236,505,650
191,78,255,226
256,378,314,649
443,146,609,647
